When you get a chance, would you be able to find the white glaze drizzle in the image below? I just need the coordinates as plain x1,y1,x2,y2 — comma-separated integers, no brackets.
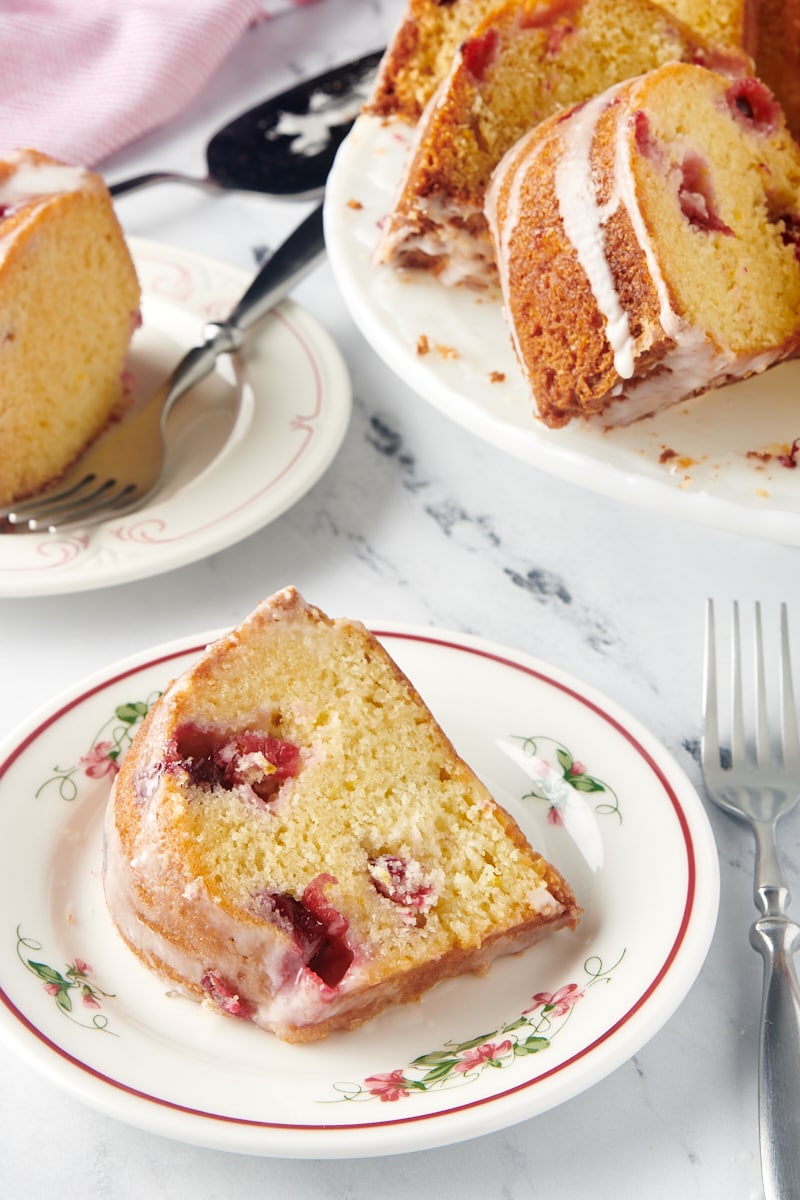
553,87,636,379
485,125,553,374
0,155,87,204
374,70,501,289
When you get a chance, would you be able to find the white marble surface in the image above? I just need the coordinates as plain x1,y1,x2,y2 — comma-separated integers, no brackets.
1,2,798,1195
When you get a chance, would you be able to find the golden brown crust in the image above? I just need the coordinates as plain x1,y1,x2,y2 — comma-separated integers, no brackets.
367,19,421,120
492,119,623,425
753,0,800,139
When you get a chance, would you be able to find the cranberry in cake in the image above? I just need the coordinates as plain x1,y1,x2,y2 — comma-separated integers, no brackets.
104,587,580,1043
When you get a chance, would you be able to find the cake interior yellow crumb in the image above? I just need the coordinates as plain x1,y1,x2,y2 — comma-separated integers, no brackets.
0,156,140,507
170,614,556,979
633,69,800,349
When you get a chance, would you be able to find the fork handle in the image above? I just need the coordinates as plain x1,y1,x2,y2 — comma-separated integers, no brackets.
226,204,325,333
750,893,800,1200
157,203,326,421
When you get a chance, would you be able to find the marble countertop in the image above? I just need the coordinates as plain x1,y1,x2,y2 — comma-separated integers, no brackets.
1,3,797,1196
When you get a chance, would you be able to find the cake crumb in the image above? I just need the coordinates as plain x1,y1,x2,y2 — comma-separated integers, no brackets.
661,447,698,472
777,437,800,468
745,438,800,468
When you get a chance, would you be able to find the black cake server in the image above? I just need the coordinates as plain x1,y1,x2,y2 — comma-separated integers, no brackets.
108,48,383,201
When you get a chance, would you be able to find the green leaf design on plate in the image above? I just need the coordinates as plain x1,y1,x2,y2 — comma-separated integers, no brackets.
331,952,626,1105
16,928,117,1035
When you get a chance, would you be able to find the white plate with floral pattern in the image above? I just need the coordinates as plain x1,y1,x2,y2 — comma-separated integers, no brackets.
324,114,800,546
0,624,718,1157
0,239,351,597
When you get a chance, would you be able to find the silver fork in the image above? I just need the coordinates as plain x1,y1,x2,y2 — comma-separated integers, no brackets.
701,599,800,1200
0,203,325,535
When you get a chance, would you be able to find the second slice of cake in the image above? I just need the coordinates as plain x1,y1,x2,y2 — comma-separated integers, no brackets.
0,149,141,507
104,587,580,1043
486,62,800,427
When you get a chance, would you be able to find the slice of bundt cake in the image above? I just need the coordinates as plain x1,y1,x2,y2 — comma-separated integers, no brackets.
366,0,752,126
0,149,141,508
366,0,499,123
485,62,800,428
374,0,745,288
104,587,580,1043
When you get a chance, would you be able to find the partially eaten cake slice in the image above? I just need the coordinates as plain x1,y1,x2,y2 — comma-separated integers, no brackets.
104,587,580,1043
0,149,141,507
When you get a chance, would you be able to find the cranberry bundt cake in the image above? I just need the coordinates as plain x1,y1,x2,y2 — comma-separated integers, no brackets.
374,0,743,288
485,62,800,428
104,587,580,1044
0,150,141,508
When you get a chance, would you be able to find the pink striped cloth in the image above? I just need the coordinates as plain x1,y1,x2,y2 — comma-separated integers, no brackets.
0,0,317,166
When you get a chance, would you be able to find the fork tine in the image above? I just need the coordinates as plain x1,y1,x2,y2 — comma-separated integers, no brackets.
731,600,748,772
25,483,138,533
701,599,800,1200
4,473,99,518
753,601,770,767
22,477,119,518
780,602,800,773
701,598,720,769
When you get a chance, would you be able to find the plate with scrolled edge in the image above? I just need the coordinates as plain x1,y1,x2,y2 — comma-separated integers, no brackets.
323,112,800,545
0,620,718,1158
0,238,351,597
